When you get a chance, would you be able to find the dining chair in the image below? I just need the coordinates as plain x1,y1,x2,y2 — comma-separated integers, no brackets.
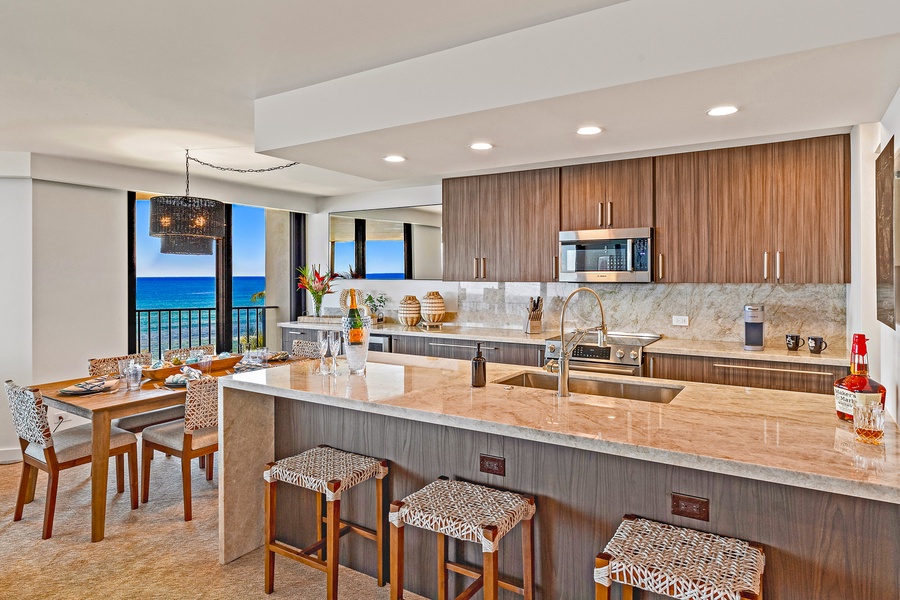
87,353,185,435
87,352,152,377
4,380,139,539
292,339,321,358
140,375,219,521
163,344,216,363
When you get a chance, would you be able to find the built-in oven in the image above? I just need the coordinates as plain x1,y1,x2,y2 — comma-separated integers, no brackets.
559,227,652,283
544,332,660,377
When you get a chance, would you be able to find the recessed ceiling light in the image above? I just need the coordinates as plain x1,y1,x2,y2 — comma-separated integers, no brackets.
576,126,602,136
470,142,493,150
383,155,406,162
706,106,739,117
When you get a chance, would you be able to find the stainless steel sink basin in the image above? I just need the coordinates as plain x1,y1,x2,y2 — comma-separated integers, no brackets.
496,372,682,404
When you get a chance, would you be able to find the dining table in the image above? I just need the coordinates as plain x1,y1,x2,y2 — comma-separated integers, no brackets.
34,357,308,542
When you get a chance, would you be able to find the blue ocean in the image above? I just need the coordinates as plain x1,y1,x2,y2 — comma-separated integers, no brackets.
136,276,266,309
136,276,267,356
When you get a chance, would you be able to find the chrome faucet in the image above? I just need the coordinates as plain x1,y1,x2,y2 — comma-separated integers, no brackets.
546,287,608,397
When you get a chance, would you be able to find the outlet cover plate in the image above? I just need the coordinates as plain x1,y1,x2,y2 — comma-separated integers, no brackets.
480,454,506,476
672,315,689,327
671,492,709,521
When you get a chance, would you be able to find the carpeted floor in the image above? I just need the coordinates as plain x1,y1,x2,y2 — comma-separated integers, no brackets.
0,453,423,599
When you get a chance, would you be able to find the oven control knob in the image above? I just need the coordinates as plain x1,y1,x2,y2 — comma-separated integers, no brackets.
615,349,625,358
630,350,639,360
547,344,556,353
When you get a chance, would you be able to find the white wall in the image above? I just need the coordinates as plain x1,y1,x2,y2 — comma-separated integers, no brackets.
412,225,442,280
0,177,33,461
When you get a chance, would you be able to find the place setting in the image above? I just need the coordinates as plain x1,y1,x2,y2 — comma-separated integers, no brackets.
56,377,122,396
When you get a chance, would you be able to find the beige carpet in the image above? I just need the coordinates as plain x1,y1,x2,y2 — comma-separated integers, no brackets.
0,454,424,599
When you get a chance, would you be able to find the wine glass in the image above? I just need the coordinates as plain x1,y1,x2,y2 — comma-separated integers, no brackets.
328,330,342,374
317,331,330,374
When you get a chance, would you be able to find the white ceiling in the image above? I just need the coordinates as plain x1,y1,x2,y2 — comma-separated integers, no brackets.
2,0,899,199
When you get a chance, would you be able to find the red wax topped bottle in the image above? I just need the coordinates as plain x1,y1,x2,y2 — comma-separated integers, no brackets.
833,334,885,421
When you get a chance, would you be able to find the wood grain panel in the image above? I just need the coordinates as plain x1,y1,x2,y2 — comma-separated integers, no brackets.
442,177,481,282
561,162,605,231
391,335,543,367
708,144,773,283
771,135,849,283
654,152,711,282
274,400,899,600
561,159,653,231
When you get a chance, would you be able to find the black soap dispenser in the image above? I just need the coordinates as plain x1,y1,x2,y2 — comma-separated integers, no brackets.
472,342,486,387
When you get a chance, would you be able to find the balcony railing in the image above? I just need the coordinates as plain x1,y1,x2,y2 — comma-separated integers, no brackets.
135,305,277,359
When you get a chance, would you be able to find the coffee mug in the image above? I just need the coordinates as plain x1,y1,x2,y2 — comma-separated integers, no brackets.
785,334,805,351
808,336,828,354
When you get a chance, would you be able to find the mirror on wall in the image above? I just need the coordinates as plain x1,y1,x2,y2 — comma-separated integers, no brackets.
876,138,895,329
329,205,442,280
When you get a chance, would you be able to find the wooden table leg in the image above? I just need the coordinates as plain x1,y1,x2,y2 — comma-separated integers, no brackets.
90,411,112,542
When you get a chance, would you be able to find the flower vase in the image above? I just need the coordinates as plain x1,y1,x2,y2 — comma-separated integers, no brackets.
311,294,323,318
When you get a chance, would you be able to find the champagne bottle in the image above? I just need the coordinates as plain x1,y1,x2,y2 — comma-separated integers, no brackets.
347,289,364,346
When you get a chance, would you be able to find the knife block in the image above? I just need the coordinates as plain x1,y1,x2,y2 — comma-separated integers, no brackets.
525,319,542,334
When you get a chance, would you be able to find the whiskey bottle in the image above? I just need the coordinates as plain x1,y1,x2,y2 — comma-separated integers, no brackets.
833,334,885,422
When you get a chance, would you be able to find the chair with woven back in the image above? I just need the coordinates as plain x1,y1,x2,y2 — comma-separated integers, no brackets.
163,344,216,363
140,375,219,521
292,339,321,359
87,352,185,434
5,380,139,539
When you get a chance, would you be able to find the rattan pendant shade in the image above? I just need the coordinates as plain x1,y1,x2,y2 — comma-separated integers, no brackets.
158,234,214,255
149,196,226,239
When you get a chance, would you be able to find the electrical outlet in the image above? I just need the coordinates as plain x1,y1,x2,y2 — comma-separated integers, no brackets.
671,492,709,521
672,315,689,327
48,409,71,423
479,454,506,476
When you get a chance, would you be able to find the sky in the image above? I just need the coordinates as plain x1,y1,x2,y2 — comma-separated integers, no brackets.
136,201,266,277
333,240,404,276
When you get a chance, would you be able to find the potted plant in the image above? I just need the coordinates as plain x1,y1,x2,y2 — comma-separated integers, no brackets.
364,292,388,323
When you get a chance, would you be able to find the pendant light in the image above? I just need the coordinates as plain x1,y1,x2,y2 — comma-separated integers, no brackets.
158,234,214,255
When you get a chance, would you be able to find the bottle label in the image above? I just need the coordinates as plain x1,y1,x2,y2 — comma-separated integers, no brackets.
834,388,880,414
348,328,364,344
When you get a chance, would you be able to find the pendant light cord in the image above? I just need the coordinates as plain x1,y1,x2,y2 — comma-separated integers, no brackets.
179,148,301,196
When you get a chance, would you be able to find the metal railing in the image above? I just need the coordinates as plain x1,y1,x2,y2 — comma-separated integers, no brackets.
135,305,277,359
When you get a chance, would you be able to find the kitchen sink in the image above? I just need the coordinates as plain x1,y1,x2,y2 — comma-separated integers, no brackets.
496,372,682,404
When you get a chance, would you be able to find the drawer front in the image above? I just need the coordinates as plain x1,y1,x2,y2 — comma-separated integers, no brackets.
283,328,316,352
391,335,543,367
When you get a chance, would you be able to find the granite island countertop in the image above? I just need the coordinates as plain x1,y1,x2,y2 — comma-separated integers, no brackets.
221,352,897,504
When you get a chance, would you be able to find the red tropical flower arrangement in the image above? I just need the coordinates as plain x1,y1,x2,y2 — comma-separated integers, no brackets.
297,265,339,317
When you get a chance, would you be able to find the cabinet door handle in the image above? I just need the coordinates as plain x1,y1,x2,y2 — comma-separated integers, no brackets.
607,202,612,227
552,255,558,280
712,363,834,377
429,342,497,350
626,238,634,272
658,253,664,280
482,257,487,280
649,356,655,378
598,202,604,227
776,251,782,283
763,251,768,281
474,257,479,280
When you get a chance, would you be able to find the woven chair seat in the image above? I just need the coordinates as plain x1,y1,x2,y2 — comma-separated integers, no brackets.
389,479,535,553
595,517,765,600
264,446,387,501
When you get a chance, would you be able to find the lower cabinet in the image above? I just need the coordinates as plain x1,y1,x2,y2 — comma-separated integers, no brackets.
391,335,544,367
647,353,848,395
281,328,316,352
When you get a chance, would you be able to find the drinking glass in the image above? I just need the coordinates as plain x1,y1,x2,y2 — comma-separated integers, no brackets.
854,402,884,445
258,346,268,367
328,331,342,374
317,331,330,374
125,364,143,390
117,358,134,378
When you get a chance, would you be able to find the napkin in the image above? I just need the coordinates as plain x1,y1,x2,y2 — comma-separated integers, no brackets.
59,377,120,395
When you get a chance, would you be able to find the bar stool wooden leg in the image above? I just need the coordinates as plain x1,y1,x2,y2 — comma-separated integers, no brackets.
595,553,610,600
482,525,500,600
522,495,535,600
376,469,386,587
436,532,447,600
264,464,276,594
325,480,341,600
390,501,405,600
315,491,326,561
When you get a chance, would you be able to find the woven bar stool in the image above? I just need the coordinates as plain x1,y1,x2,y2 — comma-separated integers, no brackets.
263,445,389,599
389,477,536,600
594,515,766,600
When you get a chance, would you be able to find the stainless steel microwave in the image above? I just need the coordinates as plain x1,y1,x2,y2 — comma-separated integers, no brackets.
558,227,653,283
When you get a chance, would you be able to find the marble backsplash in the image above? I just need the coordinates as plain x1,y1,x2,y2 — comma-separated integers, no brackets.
453,282,847,348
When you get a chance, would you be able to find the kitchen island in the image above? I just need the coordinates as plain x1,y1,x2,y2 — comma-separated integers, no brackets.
218,353,898,599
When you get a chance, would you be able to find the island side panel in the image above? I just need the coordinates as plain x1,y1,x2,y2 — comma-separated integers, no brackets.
274,398,899,600
219,387,275,564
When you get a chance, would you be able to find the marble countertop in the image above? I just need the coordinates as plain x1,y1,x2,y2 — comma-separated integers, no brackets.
279,320,850,365
222,353,898,504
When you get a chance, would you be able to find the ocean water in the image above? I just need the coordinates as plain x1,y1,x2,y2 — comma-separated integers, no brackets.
136,276,266,309
136,276,267,356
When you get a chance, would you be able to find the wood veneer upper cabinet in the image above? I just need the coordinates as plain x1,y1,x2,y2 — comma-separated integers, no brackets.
708,144,773,283
560,158,653,231
442,168,559,282
654,152,711,282
771,135,850,283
